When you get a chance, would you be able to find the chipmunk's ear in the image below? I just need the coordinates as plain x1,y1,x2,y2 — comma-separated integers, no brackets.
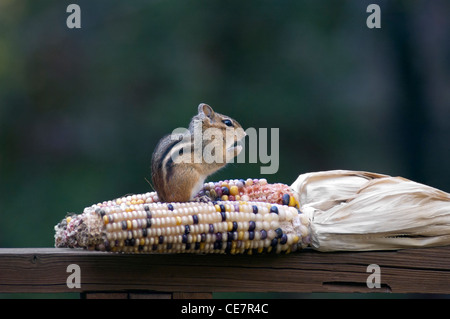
198,103,215,119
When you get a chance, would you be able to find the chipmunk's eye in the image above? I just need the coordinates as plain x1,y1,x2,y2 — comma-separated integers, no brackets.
222,119,233,127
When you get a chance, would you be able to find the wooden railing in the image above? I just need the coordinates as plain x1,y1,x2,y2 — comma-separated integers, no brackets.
0,246,449,298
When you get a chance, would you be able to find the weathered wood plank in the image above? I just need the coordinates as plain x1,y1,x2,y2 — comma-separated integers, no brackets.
0,247,449,294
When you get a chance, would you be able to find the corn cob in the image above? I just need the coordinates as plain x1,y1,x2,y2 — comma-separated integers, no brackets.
55,179,311,254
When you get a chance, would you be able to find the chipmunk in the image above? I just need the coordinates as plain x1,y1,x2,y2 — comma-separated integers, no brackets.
151,103,246,202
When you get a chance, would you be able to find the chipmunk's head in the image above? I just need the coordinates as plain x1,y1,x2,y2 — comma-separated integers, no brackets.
190,103,246,160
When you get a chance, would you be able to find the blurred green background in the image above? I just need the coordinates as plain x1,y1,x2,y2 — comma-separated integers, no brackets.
0,0,449,249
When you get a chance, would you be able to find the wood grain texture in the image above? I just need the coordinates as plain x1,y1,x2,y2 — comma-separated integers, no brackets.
0,247,449,294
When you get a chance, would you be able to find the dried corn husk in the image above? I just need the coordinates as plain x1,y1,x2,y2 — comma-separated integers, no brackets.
291,170,450,251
